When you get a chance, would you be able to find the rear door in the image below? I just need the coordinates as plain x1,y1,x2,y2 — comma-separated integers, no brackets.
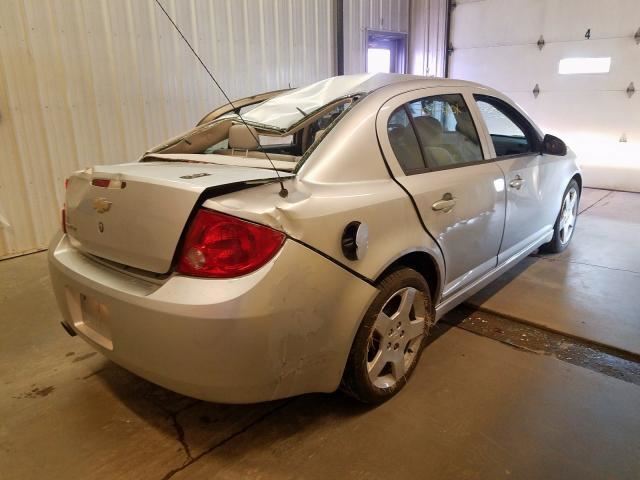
377,88,506,299
471,94,559,263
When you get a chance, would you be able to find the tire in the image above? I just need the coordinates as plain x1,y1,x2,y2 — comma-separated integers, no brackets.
341,268,433,404
540,179,580,254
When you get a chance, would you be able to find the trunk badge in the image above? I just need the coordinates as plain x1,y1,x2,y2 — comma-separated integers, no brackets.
180,172,211,179
93,197,112,213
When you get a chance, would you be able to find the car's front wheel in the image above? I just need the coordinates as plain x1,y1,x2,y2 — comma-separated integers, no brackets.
540,179,580,254
341,268,433,403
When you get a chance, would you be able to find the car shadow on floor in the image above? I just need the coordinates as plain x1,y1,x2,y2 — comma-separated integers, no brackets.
464,253,540,307
89,319,455,471
85,251,543,471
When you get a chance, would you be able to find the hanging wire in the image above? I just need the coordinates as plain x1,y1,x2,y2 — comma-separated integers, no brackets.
154,0,289,197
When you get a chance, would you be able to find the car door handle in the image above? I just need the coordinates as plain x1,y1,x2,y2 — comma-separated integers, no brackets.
509,176,524,190
432,194,456,213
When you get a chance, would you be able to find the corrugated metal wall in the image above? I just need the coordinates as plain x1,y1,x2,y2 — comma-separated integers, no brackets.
343,0,410,74
409,0,448,77
0,0,335,258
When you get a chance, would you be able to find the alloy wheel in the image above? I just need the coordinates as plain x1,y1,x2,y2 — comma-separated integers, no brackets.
366,287,427,389
559,186,578,245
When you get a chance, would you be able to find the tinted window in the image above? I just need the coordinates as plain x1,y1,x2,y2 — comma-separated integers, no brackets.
387,107,426,173
407,94,483,168
475,97,536,156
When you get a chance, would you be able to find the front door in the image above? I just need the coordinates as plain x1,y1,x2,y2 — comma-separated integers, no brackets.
377,89,506,298
472,95,559,263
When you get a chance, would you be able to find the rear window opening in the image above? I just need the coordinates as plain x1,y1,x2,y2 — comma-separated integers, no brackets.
144,74,432,169
148,96,357,168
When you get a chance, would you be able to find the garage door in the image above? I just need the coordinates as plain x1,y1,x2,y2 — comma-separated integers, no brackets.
449,0,640,192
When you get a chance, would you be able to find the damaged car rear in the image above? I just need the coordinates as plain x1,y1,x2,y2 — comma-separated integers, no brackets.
49,73,580,404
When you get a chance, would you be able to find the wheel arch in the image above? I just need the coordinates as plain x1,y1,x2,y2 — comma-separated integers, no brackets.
374,250,442,306
571,172,583,192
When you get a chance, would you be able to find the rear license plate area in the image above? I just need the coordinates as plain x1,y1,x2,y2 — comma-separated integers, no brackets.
66,288,113,350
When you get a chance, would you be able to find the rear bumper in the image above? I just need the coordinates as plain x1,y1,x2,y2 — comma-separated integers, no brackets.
48,233,377,403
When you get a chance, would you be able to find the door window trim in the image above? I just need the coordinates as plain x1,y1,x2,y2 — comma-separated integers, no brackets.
386,104,430,175
402,104,430,174
421,155,496,172
473,94,542,160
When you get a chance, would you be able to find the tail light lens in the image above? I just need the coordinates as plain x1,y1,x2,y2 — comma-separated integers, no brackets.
176,209,285,278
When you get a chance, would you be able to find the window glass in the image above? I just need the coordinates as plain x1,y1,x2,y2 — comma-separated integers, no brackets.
221,75,393,130
203,139,228,154
387,107,426,173
406,94,483,168
475,98,534,156
258,135,294,146
307,99,352,144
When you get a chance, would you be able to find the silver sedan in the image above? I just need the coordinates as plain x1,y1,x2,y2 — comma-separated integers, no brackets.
49,74,580,403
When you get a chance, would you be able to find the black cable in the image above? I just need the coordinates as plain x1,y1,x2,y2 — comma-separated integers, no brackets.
153,0,289,197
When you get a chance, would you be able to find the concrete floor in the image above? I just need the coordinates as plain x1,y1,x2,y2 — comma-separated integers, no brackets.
468,188,640,356
2,189,640,479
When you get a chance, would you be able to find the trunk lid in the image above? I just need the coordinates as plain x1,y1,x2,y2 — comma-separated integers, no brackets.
64,161,291,273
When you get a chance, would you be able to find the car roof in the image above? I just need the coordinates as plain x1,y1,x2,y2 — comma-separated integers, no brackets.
292,73,488,96
230,74,492,131
363,74,492,95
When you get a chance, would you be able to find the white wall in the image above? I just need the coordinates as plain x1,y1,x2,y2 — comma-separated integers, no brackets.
449,0,640,192
343,0,410,74
341,0,449,77
0,0,335,258
409,0,448,77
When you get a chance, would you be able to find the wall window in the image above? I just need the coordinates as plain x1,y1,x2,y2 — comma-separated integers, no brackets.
475,96,537,157
558,57,611,75
387,107,426,173
367,48,391,73
366,31,407,74
406,94,483,168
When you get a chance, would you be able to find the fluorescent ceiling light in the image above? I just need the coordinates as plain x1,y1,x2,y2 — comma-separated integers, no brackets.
558,57,611,75
367,48,391,74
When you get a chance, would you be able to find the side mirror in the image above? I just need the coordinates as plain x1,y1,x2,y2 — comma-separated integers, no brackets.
541,134,567,156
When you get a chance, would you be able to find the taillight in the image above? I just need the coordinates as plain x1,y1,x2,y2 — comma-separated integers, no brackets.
176,209,285,278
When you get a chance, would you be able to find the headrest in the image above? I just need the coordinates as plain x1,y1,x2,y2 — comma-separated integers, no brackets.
389,125,413,143
314,129,326,142
228,124,259,150
413,116,443,145
455,117,477,143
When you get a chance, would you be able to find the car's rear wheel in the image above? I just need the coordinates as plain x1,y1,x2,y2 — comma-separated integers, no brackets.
540,179,580,254
341,268,433,403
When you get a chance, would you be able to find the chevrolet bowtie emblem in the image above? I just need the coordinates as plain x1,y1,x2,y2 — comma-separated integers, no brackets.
93,197,112,214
